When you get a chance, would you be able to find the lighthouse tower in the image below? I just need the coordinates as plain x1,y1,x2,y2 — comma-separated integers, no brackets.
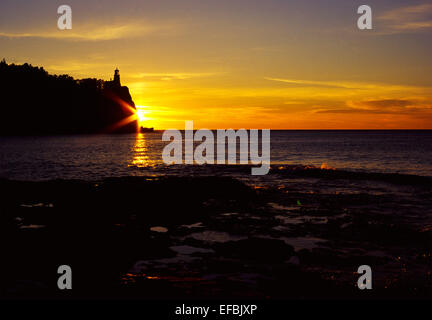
113,68,121,87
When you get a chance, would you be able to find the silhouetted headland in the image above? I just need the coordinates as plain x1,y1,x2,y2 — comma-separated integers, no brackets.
0,60,138,135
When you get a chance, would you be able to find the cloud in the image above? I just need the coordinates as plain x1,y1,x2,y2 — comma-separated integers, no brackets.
392,21,432,30
131,72,223,81
316,108,385,114
353,99,413,109
380,3,432,20
315,99,432,114
0,22,173,41
378,3,432,33
263,78,431,93
264,77,359,89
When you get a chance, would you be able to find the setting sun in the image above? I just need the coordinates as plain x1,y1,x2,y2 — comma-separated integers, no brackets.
136,106,151,124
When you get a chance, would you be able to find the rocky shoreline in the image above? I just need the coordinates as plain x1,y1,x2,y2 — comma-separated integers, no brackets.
0,173,431,299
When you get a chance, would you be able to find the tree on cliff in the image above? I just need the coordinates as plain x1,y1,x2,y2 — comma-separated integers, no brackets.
0,60,138,135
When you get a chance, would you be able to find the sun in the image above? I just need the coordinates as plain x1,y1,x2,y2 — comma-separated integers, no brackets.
136,106,151,125
134,105,162,129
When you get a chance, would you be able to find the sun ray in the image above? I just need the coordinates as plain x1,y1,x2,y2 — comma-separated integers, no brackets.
102,91,139,133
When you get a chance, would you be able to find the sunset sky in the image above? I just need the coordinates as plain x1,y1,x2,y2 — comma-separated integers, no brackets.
1,0,431,129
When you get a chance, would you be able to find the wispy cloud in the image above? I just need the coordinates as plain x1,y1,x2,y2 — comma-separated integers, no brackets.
351,99,413,109
45,61,114,76
378,3,432,33
315,99,432,115
0,22,173,41
264,77,430,92
264,77,358,89
131,72,224,81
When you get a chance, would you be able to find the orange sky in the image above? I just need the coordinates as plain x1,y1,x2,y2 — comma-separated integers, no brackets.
1,0,431,129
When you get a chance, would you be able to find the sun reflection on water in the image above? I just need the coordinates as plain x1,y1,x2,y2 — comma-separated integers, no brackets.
129,133,158,168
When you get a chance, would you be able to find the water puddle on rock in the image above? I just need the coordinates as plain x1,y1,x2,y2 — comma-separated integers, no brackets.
188,231,247,243
281,237,327,251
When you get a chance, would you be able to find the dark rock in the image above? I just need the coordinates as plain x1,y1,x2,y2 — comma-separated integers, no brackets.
214,237,294,262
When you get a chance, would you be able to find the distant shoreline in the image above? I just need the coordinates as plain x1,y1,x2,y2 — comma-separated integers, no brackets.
1,129,431,136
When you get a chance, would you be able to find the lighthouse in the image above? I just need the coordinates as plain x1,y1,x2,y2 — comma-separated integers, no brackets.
113,68,121,87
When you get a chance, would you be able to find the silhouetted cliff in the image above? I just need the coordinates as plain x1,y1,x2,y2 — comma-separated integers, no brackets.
0,60,138,135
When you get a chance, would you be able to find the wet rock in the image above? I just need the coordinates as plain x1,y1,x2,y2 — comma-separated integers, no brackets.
214,237,294,262
150,226,168,233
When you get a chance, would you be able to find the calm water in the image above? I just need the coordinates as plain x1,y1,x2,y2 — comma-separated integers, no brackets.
0,130,431,180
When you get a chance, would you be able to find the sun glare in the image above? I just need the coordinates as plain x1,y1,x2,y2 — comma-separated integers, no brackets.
136,106,151,124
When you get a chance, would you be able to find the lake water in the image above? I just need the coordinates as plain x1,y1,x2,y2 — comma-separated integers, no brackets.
0,130,431,181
